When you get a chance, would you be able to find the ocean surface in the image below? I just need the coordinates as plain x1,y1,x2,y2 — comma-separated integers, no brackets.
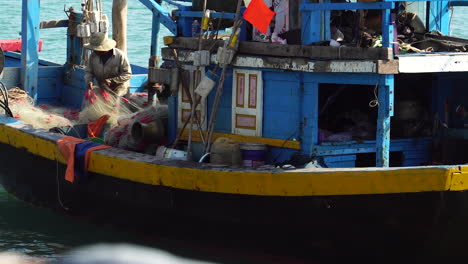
0,0,174,67
1,0,468,261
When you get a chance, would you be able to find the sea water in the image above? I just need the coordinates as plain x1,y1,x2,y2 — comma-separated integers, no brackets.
0,0,174,259
0,0,174,67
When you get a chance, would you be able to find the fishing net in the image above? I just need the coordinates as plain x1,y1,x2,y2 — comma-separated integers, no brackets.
127,92,152,109
78,86,134,126
7,88,74,130
5,87,164,151
105,104,168,154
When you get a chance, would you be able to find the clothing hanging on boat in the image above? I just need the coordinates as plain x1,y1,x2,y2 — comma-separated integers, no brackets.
57,136,111,183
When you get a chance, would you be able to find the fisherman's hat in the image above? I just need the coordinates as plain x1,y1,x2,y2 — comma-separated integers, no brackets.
84,32,116,51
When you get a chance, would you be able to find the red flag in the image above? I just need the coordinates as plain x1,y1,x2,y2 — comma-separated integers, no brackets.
243,0,276,34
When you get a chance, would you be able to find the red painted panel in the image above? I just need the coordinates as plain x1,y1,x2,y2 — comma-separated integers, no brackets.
0,39,43,52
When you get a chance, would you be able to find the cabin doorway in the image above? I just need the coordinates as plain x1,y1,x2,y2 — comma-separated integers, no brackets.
178,65,207,130
231,69,263,137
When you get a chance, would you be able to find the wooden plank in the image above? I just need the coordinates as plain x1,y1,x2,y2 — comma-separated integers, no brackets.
0,67,21,88
398,53,468,73
178,129,301,150
168,37,393,60
377,60,399,74
162,48,384,74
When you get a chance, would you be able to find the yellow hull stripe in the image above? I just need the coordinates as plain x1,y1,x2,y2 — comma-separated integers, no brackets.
0,124,466,196
178,129,301,150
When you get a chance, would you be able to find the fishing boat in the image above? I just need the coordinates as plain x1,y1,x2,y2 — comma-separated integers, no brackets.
1,0,468,255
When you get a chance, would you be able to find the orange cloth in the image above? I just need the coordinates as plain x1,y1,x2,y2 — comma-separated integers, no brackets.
87,114,110,138
243,0,276,34
84,145,111,169
57,136,86,183
57,136,111,183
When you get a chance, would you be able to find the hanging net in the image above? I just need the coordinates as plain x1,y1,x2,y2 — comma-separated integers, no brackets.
7,88,74,130
78,86,134,126
104,104,168,154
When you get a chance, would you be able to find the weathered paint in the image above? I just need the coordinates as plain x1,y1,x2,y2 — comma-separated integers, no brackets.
429,1,451,34
161,49,384,74
450,169,468,191
137,0,177,34
151,11,161,57
21,0,40,101
398,54,468,73
178,129,301,150
376,75,393,167
0,122,466,196
300,2,394,11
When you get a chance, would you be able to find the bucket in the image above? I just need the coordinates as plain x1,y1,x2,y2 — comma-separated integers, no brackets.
239,143,267,168
156,146,188,161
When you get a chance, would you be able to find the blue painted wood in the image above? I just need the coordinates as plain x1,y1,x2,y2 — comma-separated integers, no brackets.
21,0,40,102
5,52,61,66
311,138,431,156
301,0,321,45
307,82,319,156
131,65,149,75
0,115,24,125
381,0,394,49
375,75,393,167
208,68,232,133
324,0,331,41
450,1,468,6
175,11,236,19
300,2,394,11
303,73,383,86
429,1,451,34
323,155,356,168
163,0,190,8
177,6,194,37
151,12,161,57
269,147,297,164
168,95,178,144
138,0,177,34
262,71,301,139
62,84,84,109
130,75,148,92
0,68,21,88
66,12,83,65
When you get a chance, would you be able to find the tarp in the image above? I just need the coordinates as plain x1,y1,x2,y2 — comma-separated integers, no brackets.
0,39,43,52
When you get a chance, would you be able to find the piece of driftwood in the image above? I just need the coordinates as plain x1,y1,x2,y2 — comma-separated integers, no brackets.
168,37,393,61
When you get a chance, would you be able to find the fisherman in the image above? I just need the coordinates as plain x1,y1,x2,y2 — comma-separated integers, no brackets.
84,32,132,98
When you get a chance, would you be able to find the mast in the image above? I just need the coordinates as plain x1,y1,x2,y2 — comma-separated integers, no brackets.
21,0,40,101
112,0,128,53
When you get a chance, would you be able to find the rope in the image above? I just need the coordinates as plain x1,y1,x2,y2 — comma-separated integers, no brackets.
55,152,70,211
8,88,30,101
369,84,379,108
